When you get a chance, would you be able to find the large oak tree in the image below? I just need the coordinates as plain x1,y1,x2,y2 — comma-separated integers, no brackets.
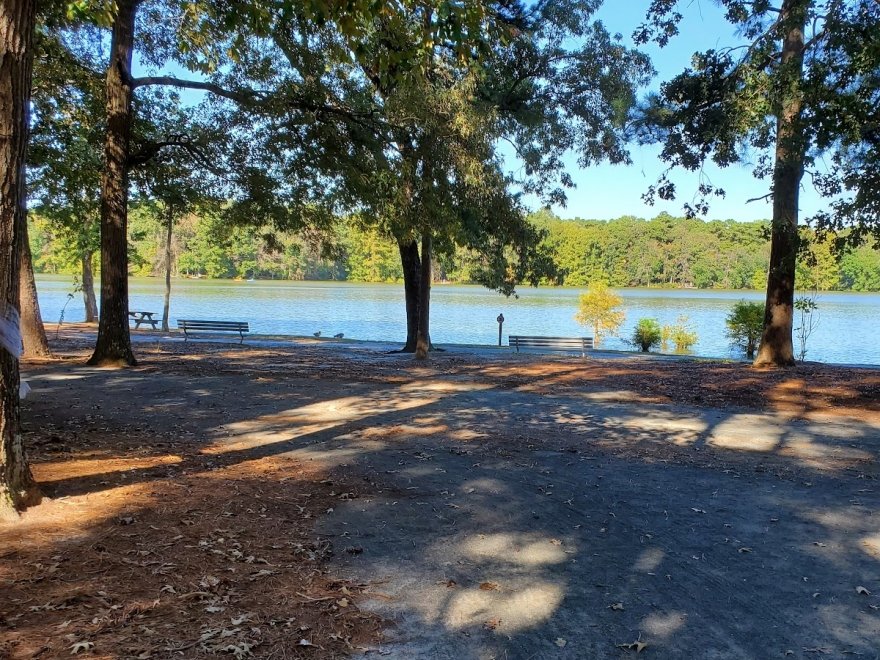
636,0,880,366
358,0,651,354
81,0,522,365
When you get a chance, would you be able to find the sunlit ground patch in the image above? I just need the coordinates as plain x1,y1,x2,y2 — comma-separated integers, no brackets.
32,455,182,483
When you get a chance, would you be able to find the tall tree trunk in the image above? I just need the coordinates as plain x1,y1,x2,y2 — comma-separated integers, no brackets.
0,0,40,518
414,233,432,360
754,0,807,368
19,215,49,357
161,204,172,332
88,0,137,367
398,238,420,352
81,250,98,322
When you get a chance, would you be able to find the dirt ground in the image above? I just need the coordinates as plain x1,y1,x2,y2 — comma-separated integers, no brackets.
1,331,879,658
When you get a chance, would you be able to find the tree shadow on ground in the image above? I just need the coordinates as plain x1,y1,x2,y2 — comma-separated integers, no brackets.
5,347,880,657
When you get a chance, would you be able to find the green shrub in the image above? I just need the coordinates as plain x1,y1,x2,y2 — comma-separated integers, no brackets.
726,301,764,359
794,295,819,361
662,316,698,352
632,318,662,352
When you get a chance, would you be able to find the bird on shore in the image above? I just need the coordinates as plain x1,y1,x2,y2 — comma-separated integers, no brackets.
334,333,344,339
313,331,321,338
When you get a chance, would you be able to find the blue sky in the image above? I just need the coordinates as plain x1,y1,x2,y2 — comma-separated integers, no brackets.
542,0,825,223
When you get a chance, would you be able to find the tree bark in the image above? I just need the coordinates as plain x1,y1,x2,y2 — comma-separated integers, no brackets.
19,215,50,357
162,204,173,332
81,250,98,322
754,0,807,368
414,233,432,359
398,238,420,352
0,0,40,518
88,0,137,367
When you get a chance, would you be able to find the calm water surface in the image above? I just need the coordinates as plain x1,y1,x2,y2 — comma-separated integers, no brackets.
34,275,880,365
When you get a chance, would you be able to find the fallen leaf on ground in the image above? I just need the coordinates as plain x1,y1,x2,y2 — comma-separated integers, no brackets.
479,582,500,591
616,640,648,653
856,586,871,595
554,638,567,647
70,641,95,654
610,602,625,611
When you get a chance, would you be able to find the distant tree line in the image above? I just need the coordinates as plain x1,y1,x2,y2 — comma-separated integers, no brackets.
29,207,880,292
532,211,880,292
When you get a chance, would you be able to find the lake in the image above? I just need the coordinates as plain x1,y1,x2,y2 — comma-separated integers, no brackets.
33,275,880,365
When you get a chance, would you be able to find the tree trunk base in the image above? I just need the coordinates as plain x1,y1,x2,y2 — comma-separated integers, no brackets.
752,354,796,368
0,431,42,520
87,336,137,366
86,353,137,368
0,483,41,520
396,342,442,354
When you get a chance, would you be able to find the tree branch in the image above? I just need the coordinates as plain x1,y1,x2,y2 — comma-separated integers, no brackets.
131,76,268,104
127,134,219,173
132,75,384,131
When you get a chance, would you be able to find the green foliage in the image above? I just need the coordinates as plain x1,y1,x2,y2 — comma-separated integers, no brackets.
839,246,880,291
632,319,662,353
533,211,861,290
574,281,625,345
726,301,765,359
344,225,402,283
662,316,698,353
751,269,767,292
28,28,104,268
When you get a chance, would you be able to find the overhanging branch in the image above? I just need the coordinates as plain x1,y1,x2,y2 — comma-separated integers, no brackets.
131,76,268,105
131,75,384,129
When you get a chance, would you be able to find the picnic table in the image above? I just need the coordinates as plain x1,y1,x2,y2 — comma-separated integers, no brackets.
129,311,160,330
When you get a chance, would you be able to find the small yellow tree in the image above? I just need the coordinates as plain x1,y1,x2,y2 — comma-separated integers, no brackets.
575,281,625,346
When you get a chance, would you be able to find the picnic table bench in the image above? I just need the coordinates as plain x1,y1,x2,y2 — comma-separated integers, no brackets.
509,335,593,357
177,319,249,343
129,311,160,330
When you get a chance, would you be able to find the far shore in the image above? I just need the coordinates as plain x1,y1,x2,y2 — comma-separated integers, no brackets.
35,271,880,295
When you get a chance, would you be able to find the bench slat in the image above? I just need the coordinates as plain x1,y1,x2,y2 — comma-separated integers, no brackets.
509,335,593,355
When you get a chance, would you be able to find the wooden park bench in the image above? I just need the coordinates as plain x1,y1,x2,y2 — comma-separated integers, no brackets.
509,335,594,357
178,319,249,344
129,311,160,330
